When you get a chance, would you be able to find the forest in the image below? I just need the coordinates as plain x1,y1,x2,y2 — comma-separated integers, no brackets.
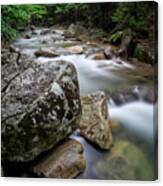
1,2,158,180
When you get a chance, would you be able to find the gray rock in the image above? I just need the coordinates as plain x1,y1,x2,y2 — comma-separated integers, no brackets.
1,50,81,162
64,24,86,38
79,91,112,149
30,25,36,31
32,139,86,178
24,33,31,39
64,24,76,38
40,29,51,35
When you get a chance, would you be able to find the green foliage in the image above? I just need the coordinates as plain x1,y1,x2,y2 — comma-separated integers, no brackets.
109,31,125,43
1,5,47,42
1,2,155,44
111,2,150,33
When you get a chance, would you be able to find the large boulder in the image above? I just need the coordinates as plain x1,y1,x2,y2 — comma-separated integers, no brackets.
79,91,112,149
93,140,154,180
1,50,81,162
32,139,86,178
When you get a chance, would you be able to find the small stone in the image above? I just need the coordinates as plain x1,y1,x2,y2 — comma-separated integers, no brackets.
32,139,86,179
30,25,36,31
34,48,59,58
88,52,106,60
40,29,51,35
24,33,31,39
66,45,83,54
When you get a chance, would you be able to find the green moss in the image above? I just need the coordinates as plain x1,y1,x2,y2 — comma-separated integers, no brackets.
93,140,154,180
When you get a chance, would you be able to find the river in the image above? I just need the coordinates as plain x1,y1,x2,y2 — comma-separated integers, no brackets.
13,27,157,180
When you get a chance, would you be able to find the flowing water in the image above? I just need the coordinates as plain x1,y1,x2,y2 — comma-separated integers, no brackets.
13,27,157,179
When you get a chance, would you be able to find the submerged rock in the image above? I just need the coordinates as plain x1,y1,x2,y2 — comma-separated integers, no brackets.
1,50,81,162
32,139,86,178
93,140,154,180
79,91,112,150
34,48,59,58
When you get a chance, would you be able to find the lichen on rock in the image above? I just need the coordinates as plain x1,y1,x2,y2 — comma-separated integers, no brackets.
79,91,113,150
1,50,81,162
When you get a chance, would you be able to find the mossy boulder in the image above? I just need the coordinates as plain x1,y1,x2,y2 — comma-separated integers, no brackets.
1,50,81,162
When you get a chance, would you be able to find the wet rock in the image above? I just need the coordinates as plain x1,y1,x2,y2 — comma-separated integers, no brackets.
40,29,51,35
93,140,154,180
104,46,116,59
32,30,38,35
88,52,106,60
79,91,112,150
1,50,81,162
34,48,59,58
32,139,86,178
24,33,31,39
9,45,20,53
66,45,83,54
111,89,139,106
30,25,36,31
